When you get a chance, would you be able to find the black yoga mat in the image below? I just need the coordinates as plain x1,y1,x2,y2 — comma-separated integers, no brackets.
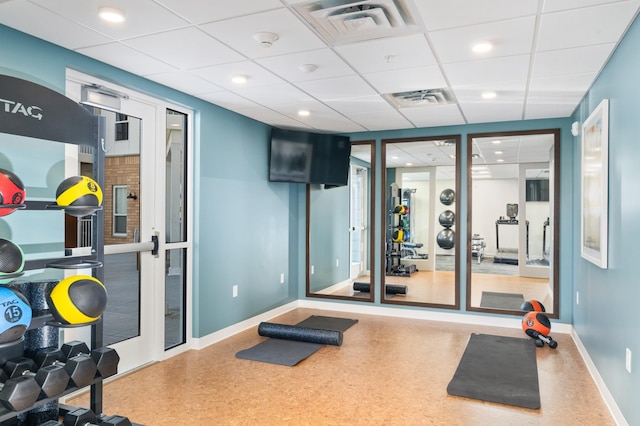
480,291,524,310
447,333,540,409
353,282,407,295
236,316,358,366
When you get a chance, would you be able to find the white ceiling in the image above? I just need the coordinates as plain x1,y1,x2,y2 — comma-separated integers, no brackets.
1,0,639,133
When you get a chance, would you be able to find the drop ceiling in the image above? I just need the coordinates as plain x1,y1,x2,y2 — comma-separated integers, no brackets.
1,0,639,133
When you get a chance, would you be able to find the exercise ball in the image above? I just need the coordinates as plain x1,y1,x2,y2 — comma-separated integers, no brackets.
0,168,26,217
522,311,551,339
0,287,31,344
0,239,24,277
56,176,103,217
440,188,455,205
47,275,108,325
438,210,455,228
393,204,408,215
436,229,455,250
521,300,546,312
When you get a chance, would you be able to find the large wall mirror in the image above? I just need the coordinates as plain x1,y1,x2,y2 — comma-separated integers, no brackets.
467,130,559,317
380,136,460,309
306,140,375,301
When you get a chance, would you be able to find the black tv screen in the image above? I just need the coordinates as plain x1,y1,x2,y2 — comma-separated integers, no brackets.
269,128,351,186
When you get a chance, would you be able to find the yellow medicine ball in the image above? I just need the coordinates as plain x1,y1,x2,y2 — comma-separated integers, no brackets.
47,275,108,325
56,176,103,216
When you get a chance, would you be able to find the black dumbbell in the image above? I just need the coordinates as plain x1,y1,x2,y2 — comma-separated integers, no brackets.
60,341,120,379
64,407,132,426
3,356,70,399
33,348,97,389
40,422,63,426
0,375,40,411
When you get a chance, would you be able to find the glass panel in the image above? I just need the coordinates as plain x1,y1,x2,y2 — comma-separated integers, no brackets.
382,137,458,307
469,132,557,314
165,109,187,243
165,247,186,349
307,142,374,300
102,252,141,346
114,216,127,235
114,186,127,214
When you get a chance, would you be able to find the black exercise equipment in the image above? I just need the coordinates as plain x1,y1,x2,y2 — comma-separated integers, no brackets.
386,184,418,277
437,189,455,250
64,407,132,426
258,322,343,346
0,239,25,278
3,356,69,399
352,282,407,295
35,341,119,383
0,375,41,412
494,204,529,265
436,229,455,250
438,210,455,228
439,188,455,205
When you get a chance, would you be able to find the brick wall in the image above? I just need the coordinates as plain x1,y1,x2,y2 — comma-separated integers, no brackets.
104,155,140,245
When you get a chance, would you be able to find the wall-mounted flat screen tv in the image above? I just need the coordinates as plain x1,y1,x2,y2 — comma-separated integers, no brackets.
269,128,351,186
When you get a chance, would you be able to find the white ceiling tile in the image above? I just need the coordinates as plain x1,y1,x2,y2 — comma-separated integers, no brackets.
350,110,415,131
145,71,223,95
76,43,176,76
155,0,284,24
296,76,379,100
430,17,536,63
524,102,577,119
542,0,635,13
414,0,539,31
461,101,525,124
233,84,315,107
197,91,260,110
400,104,466,128
30,0,189,39
453,81,526,103
200,9,326,59
0,1,111,49
532,44,615,78
537,2,640,51
335,34,437,73
191,61,285,90
125,27,245,69
444,55,530,87
324,95,396,115
529,73,598,93
232,106,313,130
364,65,446,94
256,49,354,83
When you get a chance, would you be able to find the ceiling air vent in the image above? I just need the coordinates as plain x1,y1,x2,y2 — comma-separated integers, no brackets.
383,88,454,108
295,0,421,45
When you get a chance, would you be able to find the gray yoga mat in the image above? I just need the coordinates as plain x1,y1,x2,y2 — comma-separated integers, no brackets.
236,315,358,366
480,291,524,310
447,333,540,409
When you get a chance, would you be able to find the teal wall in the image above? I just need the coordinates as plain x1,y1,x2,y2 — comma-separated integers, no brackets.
571,13,640,426
0,24,298,338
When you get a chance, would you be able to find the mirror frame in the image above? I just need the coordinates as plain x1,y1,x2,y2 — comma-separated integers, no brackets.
306,139,376,302
380,135,461,310
466,129,560,318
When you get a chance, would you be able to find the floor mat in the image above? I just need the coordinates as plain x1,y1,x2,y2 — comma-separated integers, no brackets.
447,333,540,409
235,316,357,366
480,291,524,310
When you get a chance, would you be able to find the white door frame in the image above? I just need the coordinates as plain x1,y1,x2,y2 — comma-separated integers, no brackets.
64,69,193,373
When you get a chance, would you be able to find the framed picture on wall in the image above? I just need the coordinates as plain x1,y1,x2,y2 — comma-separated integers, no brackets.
580,99,609,269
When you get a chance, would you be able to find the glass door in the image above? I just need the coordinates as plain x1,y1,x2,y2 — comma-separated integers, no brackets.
349,164,367,279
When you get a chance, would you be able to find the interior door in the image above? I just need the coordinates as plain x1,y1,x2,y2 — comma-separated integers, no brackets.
349,164,367,279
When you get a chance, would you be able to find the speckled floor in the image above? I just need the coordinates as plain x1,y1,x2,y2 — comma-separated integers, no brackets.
67,308,614,426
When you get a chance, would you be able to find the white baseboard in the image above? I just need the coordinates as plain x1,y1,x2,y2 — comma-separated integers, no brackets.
570,329,628,426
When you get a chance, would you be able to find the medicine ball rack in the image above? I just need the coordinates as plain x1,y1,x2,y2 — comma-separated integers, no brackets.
385,184,417,277
0,75,140,424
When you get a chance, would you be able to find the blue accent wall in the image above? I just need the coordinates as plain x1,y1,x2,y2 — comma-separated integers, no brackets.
571,13,640,426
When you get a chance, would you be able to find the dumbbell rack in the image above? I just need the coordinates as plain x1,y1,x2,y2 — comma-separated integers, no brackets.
0,74,139,425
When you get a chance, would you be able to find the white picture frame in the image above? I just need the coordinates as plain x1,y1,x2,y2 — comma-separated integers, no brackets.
580,99,609,269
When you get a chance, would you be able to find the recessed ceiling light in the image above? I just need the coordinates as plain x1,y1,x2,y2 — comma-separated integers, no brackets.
298,109,310,117
492,140,502,144
98,7,125,23
231,75,248,85
472,41,493,53
495,150,503,155
482,91,497,100
392,156,399,160
497,158,505,162
406,162,413,166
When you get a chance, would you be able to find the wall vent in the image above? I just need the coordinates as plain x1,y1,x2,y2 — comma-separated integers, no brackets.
295,0,421,45
383,88,454,108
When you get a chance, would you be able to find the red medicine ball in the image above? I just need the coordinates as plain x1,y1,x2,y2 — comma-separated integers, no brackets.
0,168,26,217
521,311,551,338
